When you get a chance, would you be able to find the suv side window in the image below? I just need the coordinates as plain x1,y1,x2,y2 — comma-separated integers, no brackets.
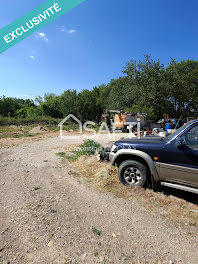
181,124,198,149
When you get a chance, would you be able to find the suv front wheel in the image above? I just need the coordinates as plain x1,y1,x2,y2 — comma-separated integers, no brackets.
118,160,149,187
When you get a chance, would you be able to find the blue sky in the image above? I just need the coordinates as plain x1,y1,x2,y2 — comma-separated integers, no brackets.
0,0,198,99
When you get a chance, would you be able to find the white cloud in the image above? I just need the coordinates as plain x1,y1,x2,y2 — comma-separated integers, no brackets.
59,26,66,32
67,29,76,34
35,32,49,42
29,55,35,60
58,26,76,34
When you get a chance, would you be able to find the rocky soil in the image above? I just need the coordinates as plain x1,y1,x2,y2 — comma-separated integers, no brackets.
0,135,197,264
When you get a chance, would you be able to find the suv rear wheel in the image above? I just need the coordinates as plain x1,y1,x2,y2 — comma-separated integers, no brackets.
118,160,149,187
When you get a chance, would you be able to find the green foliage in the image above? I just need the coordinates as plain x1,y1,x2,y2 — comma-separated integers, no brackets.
125,105,157,120
0,96,23,117
122,55,167,117
107,77,136,110
0,116,61,126
80,139,101,154
93,84,111,116
92,227,102,236
165,59,198,117
1,55,198,122
40,93,63,118
56,152,67,158
59,90,78,117
77,89,102,122
66,139,101,161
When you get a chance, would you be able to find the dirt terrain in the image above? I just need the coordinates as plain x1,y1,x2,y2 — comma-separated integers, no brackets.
0,134,198,264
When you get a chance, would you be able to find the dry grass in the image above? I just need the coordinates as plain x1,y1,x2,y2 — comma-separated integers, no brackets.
0,125,59,148
0,125,60,140
0,125,33,139
73,155,198,227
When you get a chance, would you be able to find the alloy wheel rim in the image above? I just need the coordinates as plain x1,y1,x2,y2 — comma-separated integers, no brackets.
123,167,142,185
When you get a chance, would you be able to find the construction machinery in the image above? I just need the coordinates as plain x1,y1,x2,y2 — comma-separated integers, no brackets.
103,110,147,132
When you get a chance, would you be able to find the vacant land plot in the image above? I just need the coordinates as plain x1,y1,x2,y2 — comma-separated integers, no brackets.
0,133,198,264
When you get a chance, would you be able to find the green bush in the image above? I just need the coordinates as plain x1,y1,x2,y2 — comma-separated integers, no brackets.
79,139,101,155
67,139,101,161
0,116,62,126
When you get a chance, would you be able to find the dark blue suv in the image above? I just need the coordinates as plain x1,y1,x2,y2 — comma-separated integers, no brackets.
101,120,198,194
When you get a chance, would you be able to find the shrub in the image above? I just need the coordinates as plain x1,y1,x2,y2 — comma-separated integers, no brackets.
67,140,101,161
0,116,62,126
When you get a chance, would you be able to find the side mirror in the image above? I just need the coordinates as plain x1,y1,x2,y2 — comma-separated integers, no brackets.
175,137,184,148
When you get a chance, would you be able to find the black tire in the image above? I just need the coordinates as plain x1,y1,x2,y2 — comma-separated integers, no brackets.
118,160,149,187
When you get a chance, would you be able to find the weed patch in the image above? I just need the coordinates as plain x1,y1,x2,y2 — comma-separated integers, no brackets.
68,170,80,178
66,139,101,161
92,227,102,236
56,152,67,158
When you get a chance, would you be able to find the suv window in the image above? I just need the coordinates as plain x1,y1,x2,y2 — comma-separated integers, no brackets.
167,123,189,141
181,124,198,149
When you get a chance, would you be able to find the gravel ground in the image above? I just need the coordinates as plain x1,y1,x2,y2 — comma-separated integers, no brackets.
0,135,198,264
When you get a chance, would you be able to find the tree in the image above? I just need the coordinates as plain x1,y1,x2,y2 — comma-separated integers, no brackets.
166,59,198,117
59,90,78,117
106,77,136,110
40,93,62,118
1,56,198,122
122,55,167,118
0,96,21,117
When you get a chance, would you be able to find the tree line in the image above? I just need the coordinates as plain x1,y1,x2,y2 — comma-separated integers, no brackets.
1,55,198,122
